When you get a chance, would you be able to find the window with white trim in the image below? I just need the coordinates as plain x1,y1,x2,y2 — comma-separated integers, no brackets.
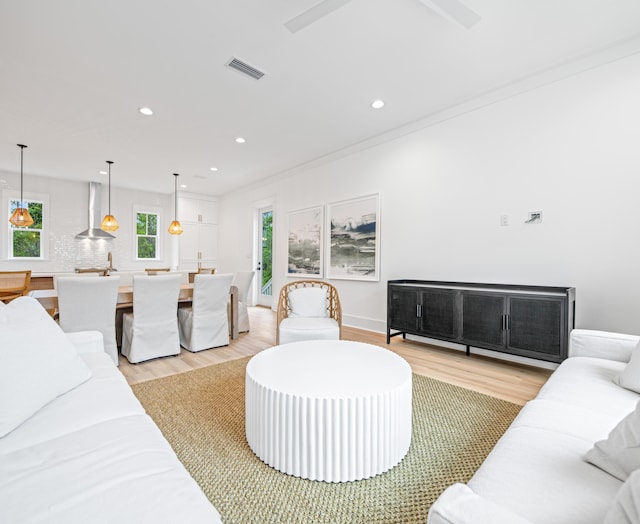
8,198,45,259
135,211,159,260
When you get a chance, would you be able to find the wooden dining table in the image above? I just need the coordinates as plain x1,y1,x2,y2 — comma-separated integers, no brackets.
30,283,239,341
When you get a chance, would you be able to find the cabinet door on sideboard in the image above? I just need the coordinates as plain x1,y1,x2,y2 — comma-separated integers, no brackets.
388,287,419,332
507,295,565,360
460,292,506,350
420,288,458,340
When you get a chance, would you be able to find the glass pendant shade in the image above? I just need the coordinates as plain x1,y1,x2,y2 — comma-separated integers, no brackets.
9,144,34,228
168,173,183,235
100,214,119,232
101,160,119,232
168,220,184,235
9,207,34,228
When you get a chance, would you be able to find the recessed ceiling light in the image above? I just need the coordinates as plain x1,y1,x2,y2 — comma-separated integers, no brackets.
139,107,154,116
210,167,218,172
371,99,385,109
180,184,187,188
99,170,108,175
235,137,246,144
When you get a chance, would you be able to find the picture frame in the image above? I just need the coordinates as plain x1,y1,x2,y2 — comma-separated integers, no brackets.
327,194,380,281
287,205,324,278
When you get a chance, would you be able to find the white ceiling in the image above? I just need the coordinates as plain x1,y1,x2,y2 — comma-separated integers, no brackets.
1,0,640,196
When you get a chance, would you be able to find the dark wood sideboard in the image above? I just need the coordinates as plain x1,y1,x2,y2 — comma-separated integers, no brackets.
387,280,576,363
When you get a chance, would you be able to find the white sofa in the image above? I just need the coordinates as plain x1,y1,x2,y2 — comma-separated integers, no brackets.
0,297,221,523
428,329,640,524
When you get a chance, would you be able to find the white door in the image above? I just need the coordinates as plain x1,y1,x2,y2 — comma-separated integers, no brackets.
256,206,273,307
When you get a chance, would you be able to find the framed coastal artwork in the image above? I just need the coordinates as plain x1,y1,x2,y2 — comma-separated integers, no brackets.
327,194,380,281
287,205,323,278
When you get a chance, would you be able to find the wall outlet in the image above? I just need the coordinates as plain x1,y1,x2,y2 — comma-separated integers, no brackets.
527,211,542,223
500,214,509,226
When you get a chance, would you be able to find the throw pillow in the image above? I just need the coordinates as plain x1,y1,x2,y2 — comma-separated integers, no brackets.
0,296,91,437
614,340,640,393
288,287,328,318
605,469,640,524
584,400,640,481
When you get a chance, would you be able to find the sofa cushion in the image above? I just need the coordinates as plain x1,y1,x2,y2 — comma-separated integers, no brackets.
536,357,637,419
428,483,533,524
0,414,222,523
614,340,640,394
509,398,623,443
585,400,640,481
0,352,144,454
0,297,91,437
468,425,623,523
288,287,328,318
605,469,640,524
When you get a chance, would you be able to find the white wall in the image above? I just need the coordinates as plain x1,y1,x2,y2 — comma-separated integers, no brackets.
218,51,640,335
0,174,174,273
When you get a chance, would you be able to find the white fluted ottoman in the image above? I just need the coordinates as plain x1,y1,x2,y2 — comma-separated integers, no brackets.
245,340,412,482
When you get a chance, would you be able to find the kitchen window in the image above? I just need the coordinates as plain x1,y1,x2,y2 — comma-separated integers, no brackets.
8,198,46,259
135,211,159,260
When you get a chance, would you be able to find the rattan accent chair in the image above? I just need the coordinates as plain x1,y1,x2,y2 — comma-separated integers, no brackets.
276,280,342,345
0,270,32,303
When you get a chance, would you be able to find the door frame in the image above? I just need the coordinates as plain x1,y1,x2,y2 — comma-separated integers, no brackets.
253,200,274,308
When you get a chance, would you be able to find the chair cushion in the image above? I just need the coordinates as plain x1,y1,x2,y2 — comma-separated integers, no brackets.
279,317,339,345
0,297,92,437
288,287,328,318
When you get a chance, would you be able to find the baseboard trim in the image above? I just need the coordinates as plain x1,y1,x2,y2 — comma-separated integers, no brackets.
342,314,386,334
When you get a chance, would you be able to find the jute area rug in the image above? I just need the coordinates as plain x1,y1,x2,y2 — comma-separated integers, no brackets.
132,357,520,524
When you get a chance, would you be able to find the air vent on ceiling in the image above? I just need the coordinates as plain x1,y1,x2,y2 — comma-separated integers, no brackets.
227,57,265,80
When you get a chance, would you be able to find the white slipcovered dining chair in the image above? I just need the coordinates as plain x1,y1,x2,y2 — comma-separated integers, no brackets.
178,273,233,352
276,280,342,345
56,276,120,365
232,271,255,333
121,274,181,364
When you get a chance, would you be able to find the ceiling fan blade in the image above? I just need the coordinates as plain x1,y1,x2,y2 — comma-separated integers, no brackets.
284,0,352,33
417,0,481,29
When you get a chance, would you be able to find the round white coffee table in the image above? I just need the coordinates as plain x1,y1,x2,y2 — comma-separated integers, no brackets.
245,340,412,482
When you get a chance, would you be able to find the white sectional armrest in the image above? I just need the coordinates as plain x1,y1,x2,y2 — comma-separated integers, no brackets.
65,331,105,354
427,484,533,524
569,329,638,362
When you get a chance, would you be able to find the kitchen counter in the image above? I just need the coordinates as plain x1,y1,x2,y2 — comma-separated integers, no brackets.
29,271,190,290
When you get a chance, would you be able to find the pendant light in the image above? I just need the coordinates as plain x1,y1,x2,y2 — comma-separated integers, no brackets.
100,160,119,232
168,173,183,235
9,144,34,228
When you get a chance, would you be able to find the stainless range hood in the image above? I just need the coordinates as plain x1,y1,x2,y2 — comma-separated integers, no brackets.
76,182,116,239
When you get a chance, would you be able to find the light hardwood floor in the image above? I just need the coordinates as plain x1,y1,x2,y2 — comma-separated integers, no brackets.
118,306,552,406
